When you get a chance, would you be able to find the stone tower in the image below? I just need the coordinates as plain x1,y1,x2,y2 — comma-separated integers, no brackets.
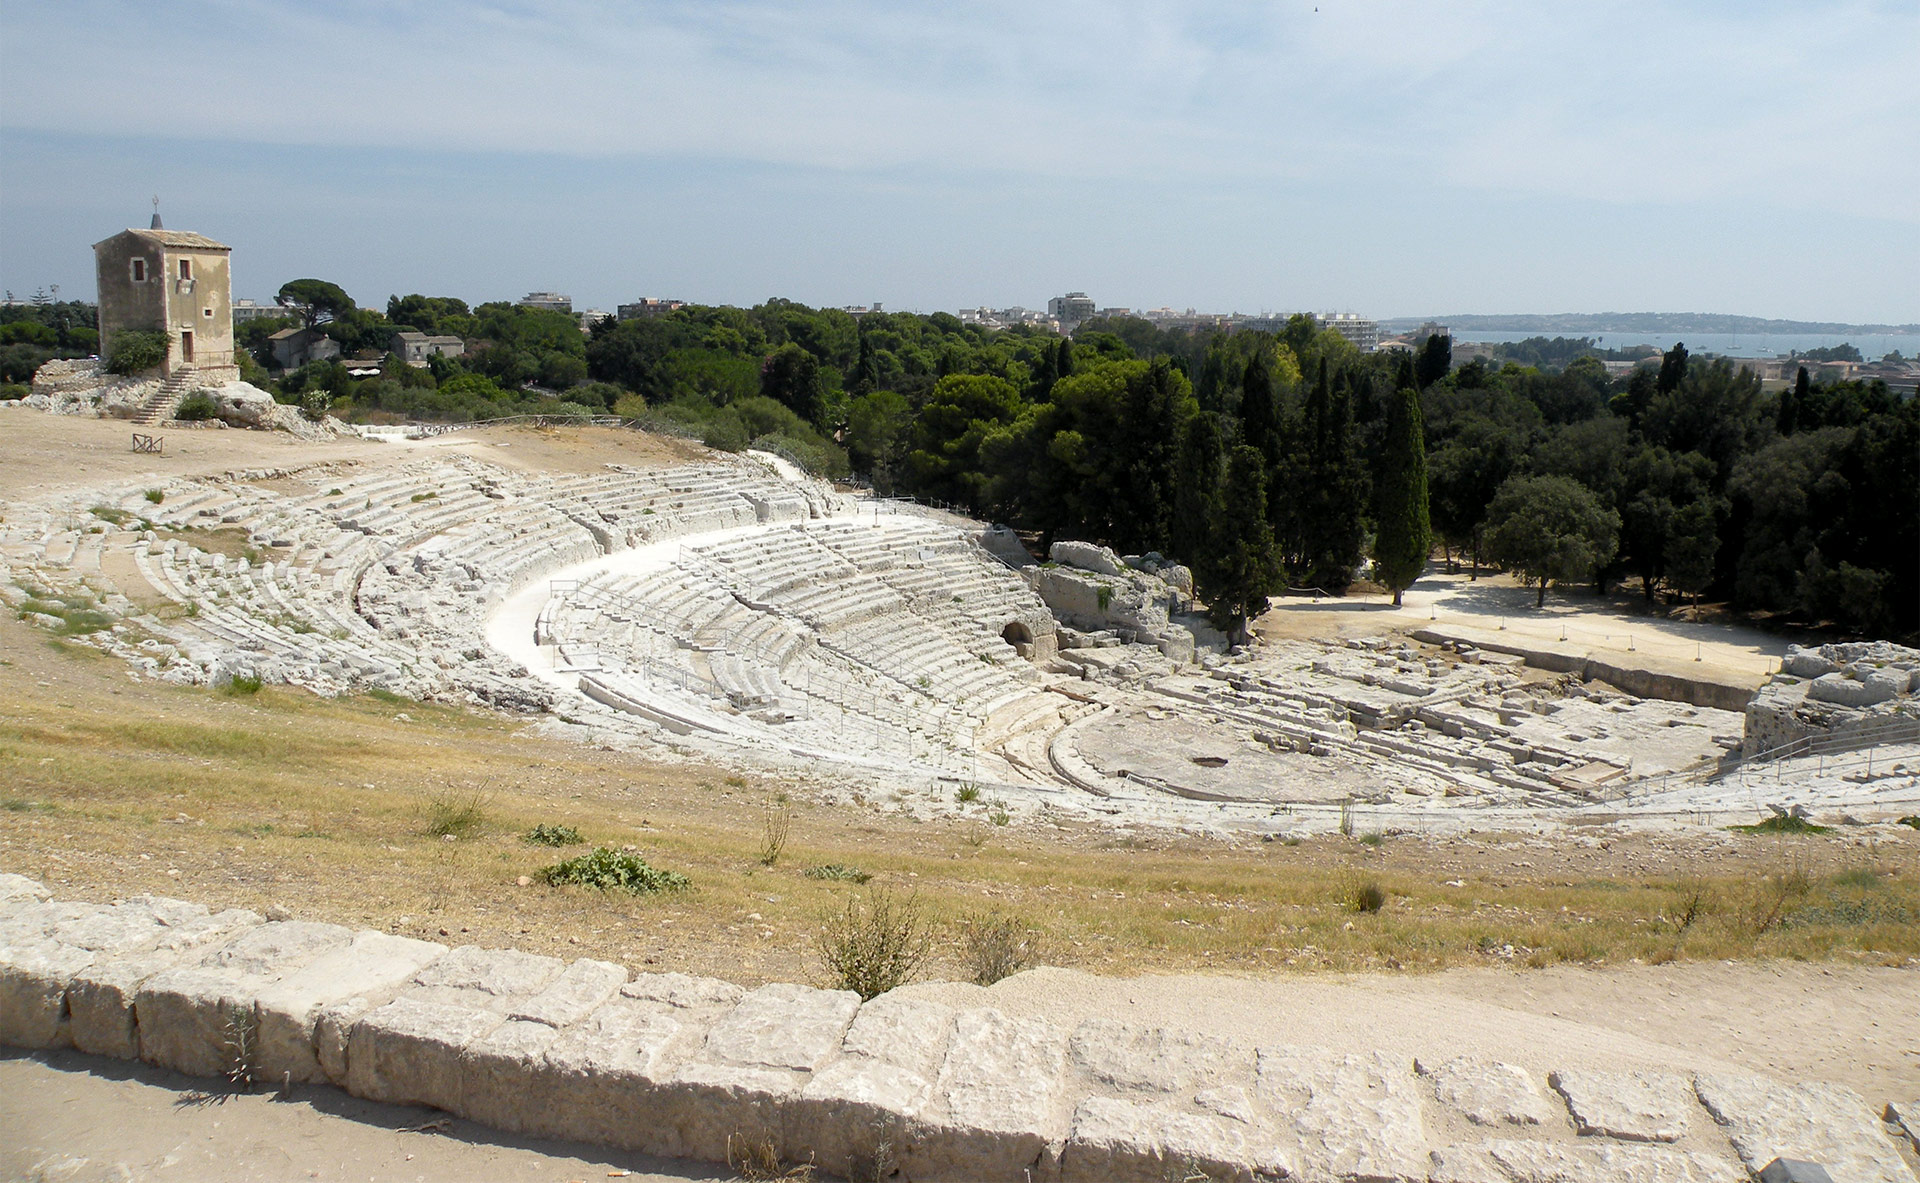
93,208,238,382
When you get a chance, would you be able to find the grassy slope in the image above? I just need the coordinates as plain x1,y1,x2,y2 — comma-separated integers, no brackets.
2,615,1916,987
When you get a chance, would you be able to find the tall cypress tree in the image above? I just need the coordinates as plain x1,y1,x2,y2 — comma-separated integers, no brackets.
1055,337,1076,381
1199,445,1280,643
1373,384,1432,606
1173,411,1226,602
1295,365,1368,590
1414,333,1452,389
1239,350,1279,468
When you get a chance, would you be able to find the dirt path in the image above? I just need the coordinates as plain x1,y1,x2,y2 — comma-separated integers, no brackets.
2,1049,724,1183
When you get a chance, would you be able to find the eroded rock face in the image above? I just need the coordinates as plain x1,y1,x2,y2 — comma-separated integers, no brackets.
1050,540,1125,576
1743,641,1920,757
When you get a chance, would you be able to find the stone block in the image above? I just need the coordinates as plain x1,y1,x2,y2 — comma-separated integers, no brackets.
343,996,504,1113
1549,1068,1694,1142
1068,1017,1250,1093
66,906,263,1060
0,941,95,1048
458,1017,562,1133
0,875,52,905
1807,673,1894,708
647,982,861,1164
509,957,626,1029
789,995,955,1178
1695,1073,1914,1183
537,996,698,1150
1418,1056,1557,1126
134,921,354,1078
1051,540,1125,576
905,1008,1070,1182
249,931,446,1084
1430,1138,1744,1183
1256,1045,1428,1183
399,944,564,1012
1061,1095,1291,1183
1886,1099,1920,1153
619,971,745,1010
701,982,860,1074
1782,648,1839,679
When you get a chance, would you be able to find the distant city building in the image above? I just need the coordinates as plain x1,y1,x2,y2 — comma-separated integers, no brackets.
1046,292,1096,328
577,309,611,332
1416,321,1450,342
519,291,572,313
231,298,288,323
839,303,884,317
1317,312,1379,352
617,298,685,320
958,306,1059,331
391,330,465,365
93,208,239,381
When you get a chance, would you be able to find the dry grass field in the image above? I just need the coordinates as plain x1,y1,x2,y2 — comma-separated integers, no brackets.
5,611,1916,991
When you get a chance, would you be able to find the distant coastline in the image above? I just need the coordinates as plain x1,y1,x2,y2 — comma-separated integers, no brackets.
1380,313,1920,336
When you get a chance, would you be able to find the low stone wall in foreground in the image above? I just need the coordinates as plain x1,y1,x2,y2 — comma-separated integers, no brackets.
2,874,1914,1182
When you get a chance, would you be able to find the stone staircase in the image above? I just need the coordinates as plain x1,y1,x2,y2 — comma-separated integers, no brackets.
131,365,198,426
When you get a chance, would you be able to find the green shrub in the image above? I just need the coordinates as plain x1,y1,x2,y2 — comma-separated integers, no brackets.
420,789,488,838
1731,814,1830,835
1345,876,1386,913
106,329,169,375
144,488,165,504
0,383,29,402
174,392,217,421
524,823,583,847
816,887,931,999
955,784,981,804
539,847,689,894
803,863,873,884
961,912,1041,985
1898,815,1920,830
221,672,263,696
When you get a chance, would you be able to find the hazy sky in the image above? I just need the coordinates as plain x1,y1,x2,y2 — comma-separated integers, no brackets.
3,1,1916,322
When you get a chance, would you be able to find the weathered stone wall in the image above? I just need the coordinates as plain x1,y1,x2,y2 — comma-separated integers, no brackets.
5,875,1914,1182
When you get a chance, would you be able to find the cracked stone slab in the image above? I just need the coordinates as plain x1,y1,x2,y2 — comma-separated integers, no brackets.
399,944,564,1013
1069,1017,1251,1093
534,996,697,1151
458,1017,564,1134
907,1008,1071,1183
1695,1073,1915,1183
620,971,745,1010
1256,1045,1428,1182
134,921,355,1078
790,995,956,1179
249,931,447,1084
700,982,859,1073
1062,1095,1292,1183
67,906,265,1060
508,957,625,1029
1549,1068,1695,1142
1430,1138,1745,1183
1418,1056,1558,1127
343,995,505,1113
0,940,95,1048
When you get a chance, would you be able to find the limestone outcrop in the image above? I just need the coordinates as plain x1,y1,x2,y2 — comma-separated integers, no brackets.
1031,542,1201,665
1744,641,1920,757
5,878,1915,1183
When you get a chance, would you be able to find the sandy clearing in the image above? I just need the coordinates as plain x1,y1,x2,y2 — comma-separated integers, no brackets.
1257,568,1791,685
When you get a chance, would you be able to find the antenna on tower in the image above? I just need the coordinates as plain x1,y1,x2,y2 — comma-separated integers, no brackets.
150,195,163,230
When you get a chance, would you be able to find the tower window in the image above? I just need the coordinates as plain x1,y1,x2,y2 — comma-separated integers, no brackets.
178,258,192,280
203,308,214,317
130,259,147,282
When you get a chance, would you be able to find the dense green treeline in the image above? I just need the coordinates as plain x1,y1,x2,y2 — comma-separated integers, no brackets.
12,284,1915,637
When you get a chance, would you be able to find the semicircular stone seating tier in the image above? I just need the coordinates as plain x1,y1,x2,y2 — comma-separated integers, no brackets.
18,450,1062,778
542,515,1063,774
